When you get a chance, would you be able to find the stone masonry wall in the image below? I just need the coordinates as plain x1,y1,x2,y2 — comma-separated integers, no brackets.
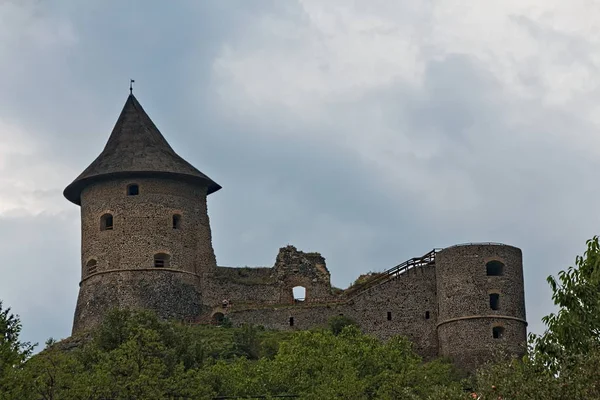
202,246,335,310
202,267,280,306
74,176,216,333
80,177,216,278
436,244,527,372
73,270,203,333
346,265,439,359
227,264,439,361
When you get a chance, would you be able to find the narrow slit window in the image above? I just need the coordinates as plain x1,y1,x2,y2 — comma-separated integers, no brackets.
100,214,113,231
86,259,97,275
492,326,504,339
172,214,182,229
154,253,170,268
425,311,430,319
387,311,392,321
490,293,500,310
289,317,294,327
127,184,139,196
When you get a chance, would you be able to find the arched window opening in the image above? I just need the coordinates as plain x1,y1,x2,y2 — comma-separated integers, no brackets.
127,184,139,196
293,286,306,302
154,253,170,268
486,260,504,276
387,311,392,321
100,213,113,231
490,293,500,310
213,312,225,326
289,317,294,326
86,259,97,275
492,326,505,339
172,214,182,229
425,311,430,320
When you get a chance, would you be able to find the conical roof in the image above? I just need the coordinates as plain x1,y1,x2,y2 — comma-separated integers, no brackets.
64,94,221,205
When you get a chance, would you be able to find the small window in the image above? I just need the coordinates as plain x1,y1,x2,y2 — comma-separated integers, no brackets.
154,253,170,268
213,312,225,326
172,214,182,229
127,184,139,196
425,311,430,320
490,293,500,310
387,312,392,321
293,286,306,302
100,213,113,231
486,260,504,276
492,326,505,339
86,259,97,275
289,317,294,327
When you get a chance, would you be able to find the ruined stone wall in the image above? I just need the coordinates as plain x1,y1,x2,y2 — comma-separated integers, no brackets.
436,244,527,372
346,265,438,359
229,304,343,332
202,246,335,309
273,246,333,303
202,267,281,306
74,176,216,333
227,264,439,360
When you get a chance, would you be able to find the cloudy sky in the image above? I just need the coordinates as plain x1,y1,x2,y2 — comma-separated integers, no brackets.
1,0,599,348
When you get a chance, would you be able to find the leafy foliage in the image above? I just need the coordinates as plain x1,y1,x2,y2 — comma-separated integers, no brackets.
0,308,466,399
0,301,35,397
328,314,358,335
533,236,600,367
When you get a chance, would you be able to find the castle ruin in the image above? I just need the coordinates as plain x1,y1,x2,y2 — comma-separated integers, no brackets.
63,93,527,371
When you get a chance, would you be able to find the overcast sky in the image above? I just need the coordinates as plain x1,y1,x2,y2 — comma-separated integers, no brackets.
1,0,599,348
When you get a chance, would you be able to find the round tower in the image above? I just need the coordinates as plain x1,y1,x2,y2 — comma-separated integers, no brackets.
436,243,527,372
64,94,221,333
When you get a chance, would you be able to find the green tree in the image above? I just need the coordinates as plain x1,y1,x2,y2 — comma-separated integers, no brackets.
0,300,35,397
328,314,358,336
533,235,600,367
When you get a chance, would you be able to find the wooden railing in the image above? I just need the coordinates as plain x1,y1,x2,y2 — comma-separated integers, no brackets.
342,249,441,299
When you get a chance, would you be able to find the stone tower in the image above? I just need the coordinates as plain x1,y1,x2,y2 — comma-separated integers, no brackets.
435,243,527,371
64,94,221,334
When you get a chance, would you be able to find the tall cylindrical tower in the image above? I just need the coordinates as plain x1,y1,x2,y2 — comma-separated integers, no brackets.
436,243,527,372
64,93,221,333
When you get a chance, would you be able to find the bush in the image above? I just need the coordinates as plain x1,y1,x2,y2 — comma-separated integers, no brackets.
328,315,358,336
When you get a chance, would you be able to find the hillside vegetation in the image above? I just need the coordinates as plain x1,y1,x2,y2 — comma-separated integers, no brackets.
2,236,600,399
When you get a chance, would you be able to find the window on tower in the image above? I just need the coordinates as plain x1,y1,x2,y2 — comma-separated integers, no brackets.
486,260,504,276
86,259,97,275
172,214,182,229
489,293,500,310
154,253,171,268
100,213,113,231
127,184,139,196
492,326,505,339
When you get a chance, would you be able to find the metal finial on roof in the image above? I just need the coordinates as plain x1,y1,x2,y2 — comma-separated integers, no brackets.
129,79,135,94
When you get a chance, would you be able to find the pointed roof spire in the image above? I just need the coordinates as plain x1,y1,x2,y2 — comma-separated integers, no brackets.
64,94,221,205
